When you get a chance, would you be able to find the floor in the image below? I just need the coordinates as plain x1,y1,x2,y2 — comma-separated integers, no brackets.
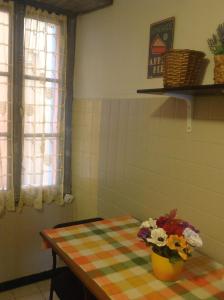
0,280,59,300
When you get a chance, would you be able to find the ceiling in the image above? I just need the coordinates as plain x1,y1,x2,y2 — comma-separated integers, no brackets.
24,0,113,15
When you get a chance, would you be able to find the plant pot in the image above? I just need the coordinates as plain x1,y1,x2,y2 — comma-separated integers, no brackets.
214,55,224,83
151,250,184,281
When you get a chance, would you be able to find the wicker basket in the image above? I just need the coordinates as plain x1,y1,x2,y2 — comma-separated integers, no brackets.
163,49,205,87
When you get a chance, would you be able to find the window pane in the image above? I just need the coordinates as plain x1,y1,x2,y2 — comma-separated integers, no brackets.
23,16,64,189
0,76,8,133
0,138,7,190
0,9,10,193
24,79,60,134
0,11,9,72
24,18,59,79
22,137,58,187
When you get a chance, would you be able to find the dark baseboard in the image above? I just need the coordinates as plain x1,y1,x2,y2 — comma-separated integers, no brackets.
0,269,55,292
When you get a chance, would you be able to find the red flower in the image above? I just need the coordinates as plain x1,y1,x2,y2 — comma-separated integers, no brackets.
156,209,177,228
162,219,185,236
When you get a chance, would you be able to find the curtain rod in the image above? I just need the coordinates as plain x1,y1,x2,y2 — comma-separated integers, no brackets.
13,0,77,17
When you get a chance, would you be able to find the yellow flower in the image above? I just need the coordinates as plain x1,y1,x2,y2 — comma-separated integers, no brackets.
167,235,186,249
178,248,188,261
178,244,192,260
167,235,190,261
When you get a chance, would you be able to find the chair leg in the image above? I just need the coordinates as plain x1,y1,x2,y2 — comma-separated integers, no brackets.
49,251,57,300
49,281,54,300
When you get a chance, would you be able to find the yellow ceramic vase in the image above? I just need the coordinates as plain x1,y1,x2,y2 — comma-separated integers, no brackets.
151,250,184,281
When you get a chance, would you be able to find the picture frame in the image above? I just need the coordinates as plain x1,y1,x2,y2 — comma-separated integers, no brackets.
148,17,175,78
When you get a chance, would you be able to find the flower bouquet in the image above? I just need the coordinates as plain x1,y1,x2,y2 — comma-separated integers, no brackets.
137,210,203,280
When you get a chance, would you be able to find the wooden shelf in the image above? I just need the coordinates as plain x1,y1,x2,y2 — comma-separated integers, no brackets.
137,84,224,133
137,83,224,96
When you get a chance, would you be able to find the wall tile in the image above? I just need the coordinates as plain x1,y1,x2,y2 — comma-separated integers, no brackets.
73,97,224,264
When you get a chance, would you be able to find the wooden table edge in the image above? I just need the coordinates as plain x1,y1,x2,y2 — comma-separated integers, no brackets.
40,230,110,300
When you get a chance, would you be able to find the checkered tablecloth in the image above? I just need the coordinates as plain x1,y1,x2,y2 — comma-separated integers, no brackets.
42,215,224,300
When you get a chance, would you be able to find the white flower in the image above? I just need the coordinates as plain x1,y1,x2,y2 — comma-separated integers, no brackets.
183,228,203,248
140,220,151,228
148,218,158,230
147,228,167,247
140,218,157,230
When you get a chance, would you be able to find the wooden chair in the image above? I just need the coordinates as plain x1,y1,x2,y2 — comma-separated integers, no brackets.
49,217,103,300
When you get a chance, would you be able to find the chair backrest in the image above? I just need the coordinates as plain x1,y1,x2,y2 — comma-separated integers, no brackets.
53,217,103,229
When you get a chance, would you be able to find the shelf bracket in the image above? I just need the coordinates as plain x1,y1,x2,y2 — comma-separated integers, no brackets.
165,92,194,133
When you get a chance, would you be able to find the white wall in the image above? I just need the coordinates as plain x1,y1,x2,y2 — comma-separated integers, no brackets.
0,204,73,282
74,0,224,99
73,0,224,264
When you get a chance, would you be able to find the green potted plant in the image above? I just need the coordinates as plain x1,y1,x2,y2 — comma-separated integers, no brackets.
208,23,224,83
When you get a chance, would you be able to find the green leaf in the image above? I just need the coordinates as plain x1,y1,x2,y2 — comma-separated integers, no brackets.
169,255,182,264
214,44,224,55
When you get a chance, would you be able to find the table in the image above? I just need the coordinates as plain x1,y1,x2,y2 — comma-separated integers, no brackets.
40,215,224,300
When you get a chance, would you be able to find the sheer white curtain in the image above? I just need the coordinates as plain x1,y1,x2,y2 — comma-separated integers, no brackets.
0,1,14,215
19,7,67,210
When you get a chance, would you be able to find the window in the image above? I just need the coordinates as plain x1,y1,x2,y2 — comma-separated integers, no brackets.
23,17,63,188
0,9,12,192
0,2,73,214
18,9,67,210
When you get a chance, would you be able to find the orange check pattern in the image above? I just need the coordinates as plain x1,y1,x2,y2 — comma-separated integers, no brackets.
43,215,224,300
